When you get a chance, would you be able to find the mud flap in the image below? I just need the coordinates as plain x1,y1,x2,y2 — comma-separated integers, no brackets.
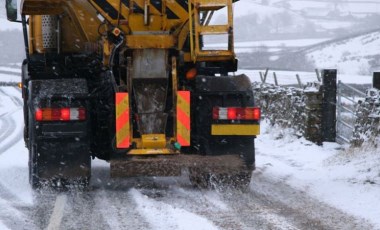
28,79,91,188
36,141,90,179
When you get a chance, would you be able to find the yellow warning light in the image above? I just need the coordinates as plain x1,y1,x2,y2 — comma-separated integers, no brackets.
18,82,22,88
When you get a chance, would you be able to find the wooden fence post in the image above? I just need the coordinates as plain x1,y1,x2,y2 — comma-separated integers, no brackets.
296,74,302,88
315,69,321,82
273,72,278,86
263,68,269,83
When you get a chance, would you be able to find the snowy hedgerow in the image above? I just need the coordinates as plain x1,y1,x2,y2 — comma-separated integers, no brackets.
351,88,380,148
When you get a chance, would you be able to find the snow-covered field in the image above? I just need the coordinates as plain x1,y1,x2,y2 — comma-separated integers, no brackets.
0,69,379,229
288,0,380,13
206,38,330,53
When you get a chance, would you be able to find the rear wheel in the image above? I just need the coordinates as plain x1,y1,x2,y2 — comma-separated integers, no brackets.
189,138,255,190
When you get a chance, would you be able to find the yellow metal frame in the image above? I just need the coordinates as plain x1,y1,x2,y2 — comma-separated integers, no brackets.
211,124,260,136
188,0,195,62
24,0,236,62
141,134,166,149
188,0,235,62
172,57,178,139
126,35,176,49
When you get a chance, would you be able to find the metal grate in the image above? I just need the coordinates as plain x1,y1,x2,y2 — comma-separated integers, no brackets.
42,15,57,49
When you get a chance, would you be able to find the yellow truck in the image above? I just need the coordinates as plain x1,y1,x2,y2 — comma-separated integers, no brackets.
5,0,260,189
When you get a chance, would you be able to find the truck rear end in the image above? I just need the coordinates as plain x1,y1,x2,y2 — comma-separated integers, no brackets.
6,0,260,189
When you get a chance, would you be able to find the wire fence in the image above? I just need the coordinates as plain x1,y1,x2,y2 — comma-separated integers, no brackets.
258,68,321,87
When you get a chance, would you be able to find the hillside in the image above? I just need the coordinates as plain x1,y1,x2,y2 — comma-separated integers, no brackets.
232,0,380,40
306,30,380,75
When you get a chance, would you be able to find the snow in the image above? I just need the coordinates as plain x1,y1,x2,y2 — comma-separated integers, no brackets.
0,67,21,73
290,1,327,10
0,73,20,84
231,39,330,48
237,69,373,85
130,188,219,230
307,31,380,75
0,19,21,31
0,142,32,204
256,121,380,228
229,0,284,19
288,0,380,15
310,19,353,30
0,221,10,230
0,87,33,205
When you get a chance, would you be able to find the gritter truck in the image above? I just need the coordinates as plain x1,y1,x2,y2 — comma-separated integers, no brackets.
5,0,260,189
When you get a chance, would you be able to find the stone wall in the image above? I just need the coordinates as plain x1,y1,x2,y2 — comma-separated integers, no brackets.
253,82,324,144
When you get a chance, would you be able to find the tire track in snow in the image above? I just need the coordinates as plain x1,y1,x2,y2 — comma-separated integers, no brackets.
0,116,12,146
92,190,149,230
137,185,296,230
46,191,108,230
239,169,375,230
134,175,372,230
130,188,219,230
0,87,23,154
0,195,36,229
0,85,35,229
139,187,248,230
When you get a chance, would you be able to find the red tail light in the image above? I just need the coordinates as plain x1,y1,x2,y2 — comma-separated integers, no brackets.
60,108,71,121
35,109,43,121
253,108,261,120
212,107,219,120
35,108,86,121
213,107,260,121
227,108,237,120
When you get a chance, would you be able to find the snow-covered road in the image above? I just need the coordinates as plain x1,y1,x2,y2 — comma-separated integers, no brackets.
0,72,378,230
